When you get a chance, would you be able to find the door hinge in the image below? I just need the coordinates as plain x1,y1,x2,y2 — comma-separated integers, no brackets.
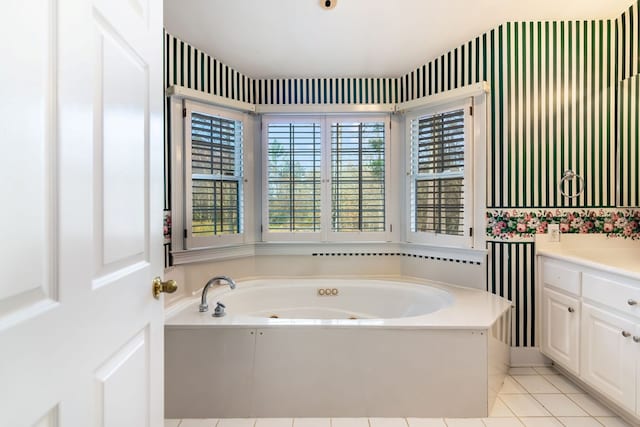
182,108,187,118
260,224,263,233
183,229,188,238
469,106,473,116
389,224,393,233
469,227,473,237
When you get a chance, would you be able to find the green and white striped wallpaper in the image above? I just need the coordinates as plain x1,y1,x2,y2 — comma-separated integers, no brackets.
165,33,254,103
252,77,398,104
619,2,640,81
488,242,535,347
618,1,640,208
619,74,640,207
399,20,618,209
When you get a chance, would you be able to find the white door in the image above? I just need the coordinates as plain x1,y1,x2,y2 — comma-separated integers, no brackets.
540,287,580,374
581,303,636,412
0,0,165,425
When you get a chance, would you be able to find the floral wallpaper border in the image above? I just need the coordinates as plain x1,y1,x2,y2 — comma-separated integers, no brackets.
487,208,640,240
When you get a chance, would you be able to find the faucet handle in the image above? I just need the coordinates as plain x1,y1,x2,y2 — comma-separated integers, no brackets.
213,302,226,317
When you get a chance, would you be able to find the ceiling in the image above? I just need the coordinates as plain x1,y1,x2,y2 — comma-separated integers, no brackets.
164,0,635,79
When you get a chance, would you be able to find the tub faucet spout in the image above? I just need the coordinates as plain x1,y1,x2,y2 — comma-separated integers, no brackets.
199,275,236,312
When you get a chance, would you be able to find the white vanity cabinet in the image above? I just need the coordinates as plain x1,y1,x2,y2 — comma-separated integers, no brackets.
538,254,640,420
540,259,581,375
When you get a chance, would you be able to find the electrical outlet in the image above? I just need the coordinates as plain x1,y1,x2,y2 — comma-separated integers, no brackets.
548,224,560,242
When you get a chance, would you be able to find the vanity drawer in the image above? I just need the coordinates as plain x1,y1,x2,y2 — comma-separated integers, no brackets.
582,273,640,318
542,259,581,296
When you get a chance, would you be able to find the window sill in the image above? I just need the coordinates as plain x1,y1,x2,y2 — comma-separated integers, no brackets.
171,241,487,265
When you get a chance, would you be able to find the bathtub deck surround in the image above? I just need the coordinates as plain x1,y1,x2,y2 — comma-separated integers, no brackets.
165,278,511,418
164,366,636,426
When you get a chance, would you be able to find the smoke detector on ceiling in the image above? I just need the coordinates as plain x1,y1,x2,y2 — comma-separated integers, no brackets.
320,0,337,10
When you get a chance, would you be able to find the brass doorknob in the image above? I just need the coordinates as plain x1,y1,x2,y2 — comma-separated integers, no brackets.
152,277,178,299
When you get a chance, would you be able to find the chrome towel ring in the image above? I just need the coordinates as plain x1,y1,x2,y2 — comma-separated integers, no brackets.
559,169,584,199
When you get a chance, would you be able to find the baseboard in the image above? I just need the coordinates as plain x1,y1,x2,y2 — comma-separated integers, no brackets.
510,347,551,367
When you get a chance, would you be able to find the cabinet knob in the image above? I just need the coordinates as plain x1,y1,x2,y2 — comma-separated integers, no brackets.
634,336,640,343
628,299,638,306
567,307,575,313
622,331,632,338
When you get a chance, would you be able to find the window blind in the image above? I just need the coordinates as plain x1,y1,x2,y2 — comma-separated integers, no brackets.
267,123,321,232
331,122,385,232
411,109,465,236
191,112,243,236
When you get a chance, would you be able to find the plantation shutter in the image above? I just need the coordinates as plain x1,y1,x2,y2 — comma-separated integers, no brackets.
331,122,386,232
267,122,322,232
411,108,465,236
190,112,243,236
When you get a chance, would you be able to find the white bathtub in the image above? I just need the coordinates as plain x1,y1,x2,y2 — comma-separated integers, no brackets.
165,278,511,418
197,278,453,320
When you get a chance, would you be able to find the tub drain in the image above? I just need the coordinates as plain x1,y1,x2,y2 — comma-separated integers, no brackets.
270,314,279,319
348,316,358,320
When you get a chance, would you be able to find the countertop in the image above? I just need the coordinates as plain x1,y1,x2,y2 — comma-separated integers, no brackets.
535,234,640,281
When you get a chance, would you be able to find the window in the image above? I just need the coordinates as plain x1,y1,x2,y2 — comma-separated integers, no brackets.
266,121,322,234
262,115,390,241
407,99,473,247
331,122,386,232
184,101,244,248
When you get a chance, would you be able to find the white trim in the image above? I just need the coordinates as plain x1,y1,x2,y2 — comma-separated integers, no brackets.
171,241,487,264
170,97,186,251
403,243,487,263
396,81,490,113
256,103,396,114
166,85,255,113
171,244,255,265
510,347,552,367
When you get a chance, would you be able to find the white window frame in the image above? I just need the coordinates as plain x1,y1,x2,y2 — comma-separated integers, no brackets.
405,98,474,248
183,100,246,248
261,114,391,242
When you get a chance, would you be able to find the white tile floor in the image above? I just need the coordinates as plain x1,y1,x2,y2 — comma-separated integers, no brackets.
165,366,635,427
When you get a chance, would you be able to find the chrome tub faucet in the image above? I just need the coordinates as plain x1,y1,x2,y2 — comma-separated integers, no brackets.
199,276,236,312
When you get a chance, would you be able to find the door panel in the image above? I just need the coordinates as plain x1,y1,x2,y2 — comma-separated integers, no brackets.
98,21,148,268
96,328,149,427
0,0,57,322
540,288,580,374
0,0,164,425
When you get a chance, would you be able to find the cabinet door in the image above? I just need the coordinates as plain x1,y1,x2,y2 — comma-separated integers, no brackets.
541,287,580,374
581,303,636,412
